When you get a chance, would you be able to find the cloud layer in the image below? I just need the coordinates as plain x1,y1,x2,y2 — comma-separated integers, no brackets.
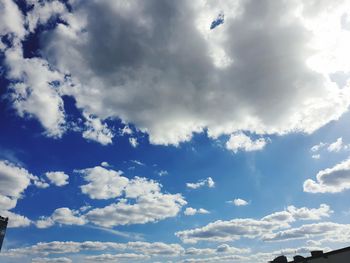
2,0,350,146
37,165,187,228
304,159,350,193
176,204,333,243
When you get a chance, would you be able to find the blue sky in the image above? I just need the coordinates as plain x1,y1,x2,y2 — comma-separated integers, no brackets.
1,0,350,262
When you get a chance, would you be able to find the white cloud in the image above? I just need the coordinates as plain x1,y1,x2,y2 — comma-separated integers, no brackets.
0,0,25,41
215,244,250,254
231,198,249,206
158,170,168,176
304,158,350,193
36,217,55,229
286,204,333,221
181,254,249,263
0,160,55,228
0,160,32,210
312,154,320,159
79,166,129,199
176,218,279,243
124,177,160,199
311,142,326,152
129,137,138,148
82,113,114,145
185,247,215,256
327,137,350,152
184,207,210,216
26,0,67,33
73,165,187,227
85,253,149,262
184,244,251,257
263,222,350,242
225,133,267,153
100,161,110,167
36,208,86,228
310,138,350,159
0,0,341,145
131,160,145,166
120,125,133,135
328,137,344,152
186,177,215,189
0,210,31,228
176,204,332,243
31,257,72,263
45,171,69,187
125,241,184,256
3,240,184,258
86,192,186,227
50,208,86,226
5,46,67,138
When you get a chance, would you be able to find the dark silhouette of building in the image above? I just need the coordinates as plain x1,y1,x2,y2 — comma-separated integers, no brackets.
271,255,288,262
269,246,350,263
0,216,8,252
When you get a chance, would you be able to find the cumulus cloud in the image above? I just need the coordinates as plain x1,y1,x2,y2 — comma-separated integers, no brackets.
0,0,72,139
129,137,138,148
100,161,110,167
86,192,186,227
186,177,215,189
49,208,86,226
184,244,250,257
26,0,67,33
304,158,350,193
327,137,344,152
286,204,333,220
184,207,210,216
215,244,250,254
0,160,55,227
327,137,350,152
185,247,216,256
176,204,332,243
263,222,350,242
85,253,149,262
310,137,350,159
176,218,280,243
1,0,347,145
312,154,320,159
158,170,169,176
0,210,31,228
5,46,67,138
82,113,114,145
45,171,69,186
31,257,72,263
2,240,184,258
120,125,133,135
230,198,249,206
310,142,327,152
79,166,129,199
124,176,160,199
36,208,86,228
0,0,25,41
225,133,267,153
181,254,248,263
0,160,32,210
66,165,187,227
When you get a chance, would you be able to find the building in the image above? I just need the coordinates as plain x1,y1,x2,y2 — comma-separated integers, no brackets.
0,216,8,252
270,246,350,263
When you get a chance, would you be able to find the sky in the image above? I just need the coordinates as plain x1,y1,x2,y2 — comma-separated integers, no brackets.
1,0,350,262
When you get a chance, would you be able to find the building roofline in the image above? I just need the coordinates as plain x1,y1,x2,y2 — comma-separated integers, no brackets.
289,246,350,262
